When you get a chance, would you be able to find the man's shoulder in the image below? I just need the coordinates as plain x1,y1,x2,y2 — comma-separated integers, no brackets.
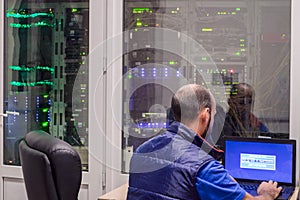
197,160,225,179
135,130,170,153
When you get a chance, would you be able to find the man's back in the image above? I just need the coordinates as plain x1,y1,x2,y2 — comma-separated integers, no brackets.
127,122,213,200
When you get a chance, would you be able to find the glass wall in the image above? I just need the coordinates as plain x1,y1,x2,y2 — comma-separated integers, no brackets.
122,0,291,172
4,0,89,170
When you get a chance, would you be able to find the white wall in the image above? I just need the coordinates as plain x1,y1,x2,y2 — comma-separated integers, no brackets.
290,0,300,186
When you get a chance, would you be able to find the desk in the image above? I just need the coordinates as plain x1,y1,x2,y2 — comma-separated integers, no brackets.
290,187,299,200
98,185,299,200
98,184,128,200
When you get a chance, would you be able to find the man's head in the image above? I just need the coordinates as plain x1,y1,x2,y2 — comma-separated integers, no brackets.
171,84,216,138
228,83,255,116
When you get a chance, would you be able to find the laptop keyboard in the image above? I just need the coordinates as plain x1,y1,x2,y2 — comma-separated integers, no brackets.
240,183,258,191
239,183,294,200
240,183,258,196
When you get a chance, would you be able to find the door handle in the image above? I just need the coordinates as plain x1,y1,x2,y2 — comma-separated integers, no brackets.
0,111,20,117
0,113,7,117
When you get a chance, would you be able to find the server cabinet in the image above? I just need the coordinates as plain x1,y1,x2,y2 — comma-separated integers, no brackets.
4,0,89,170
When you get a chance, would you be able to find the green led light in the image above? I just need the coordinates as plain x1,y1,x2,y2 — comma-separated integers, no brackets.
136,22,142,27
10,22,54,28
201,57,207,61
146,57,150,61
10,81,54,87
236,8,241,11
10,23,31,28
34,21,52,27
43,94,49,98
128,74,132,79
202,28,213,32
218,12,227,15
6,12,54,18
42,108,49,113
133,8,150,14
235,52,241,56
9,65,54,73
38,81,54,86
9,66,30,71
36,66,55,73
72,8,78,13
41,122,49,127
169,61,176,65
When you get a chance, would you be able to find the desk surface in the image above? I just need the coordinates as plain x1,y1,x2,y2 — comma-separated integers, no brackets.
98,184,128,200
290,187,299,200
98,185,299,200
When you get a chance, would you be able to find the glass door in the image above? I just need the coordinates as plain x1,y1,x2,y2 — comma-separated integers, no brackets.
4,0,89,170
121,0,291,173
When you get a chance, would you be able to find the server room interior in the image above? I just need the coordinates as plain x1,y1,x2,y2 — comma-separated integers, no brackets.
1,0,298,199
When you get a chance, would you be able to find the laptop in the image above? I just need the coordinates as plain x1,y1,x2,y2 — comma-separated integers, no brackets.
223,136,296,200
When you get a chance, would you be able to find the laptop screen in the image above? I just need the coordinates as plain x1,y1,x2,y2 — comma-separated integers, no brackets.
224,137,296,185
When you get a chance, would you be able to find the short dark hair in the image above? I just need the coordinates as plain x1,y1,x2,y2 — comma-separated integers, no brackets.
171,84,213,123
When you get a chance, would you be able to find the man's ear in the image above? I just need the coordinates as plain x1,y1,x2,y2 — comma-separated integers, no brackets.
199,108,210,123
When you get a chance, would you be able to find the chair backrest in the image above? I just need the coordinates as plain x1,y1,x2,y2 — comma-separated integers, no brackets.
19,130,82,200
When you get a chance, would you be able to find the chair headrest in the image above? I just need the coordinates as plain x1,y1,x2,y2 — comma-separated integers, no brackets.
25,130,78,157
23,130,82,200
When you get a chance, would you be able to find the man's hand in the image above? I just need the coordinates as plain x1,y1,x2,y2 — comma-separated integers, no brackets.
243,180,282,200
257,180,282,199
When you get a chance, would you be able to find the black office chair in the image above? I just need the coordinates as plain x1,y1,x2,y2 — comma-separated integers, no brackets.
19,130,82,200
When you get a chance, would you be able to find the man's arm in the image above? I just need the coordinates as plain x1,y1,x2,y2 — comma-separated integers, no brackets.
243,180,282,200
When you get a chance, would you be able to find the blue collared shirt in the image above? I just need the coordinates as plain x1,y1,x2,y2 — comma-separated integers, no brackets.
196,160,246,200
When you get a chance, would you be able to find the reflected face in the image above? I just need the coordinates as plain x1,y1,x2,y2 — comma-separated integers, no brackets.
230,85,254,114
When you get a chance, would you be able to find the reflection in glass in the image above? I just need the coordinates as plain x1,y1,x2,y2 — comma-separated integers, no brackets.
122,0,291,173
4,0,89,170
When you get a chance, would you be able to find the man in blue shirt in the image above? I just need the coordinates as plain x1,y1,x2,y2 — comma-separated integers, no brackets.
127,84,281,200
